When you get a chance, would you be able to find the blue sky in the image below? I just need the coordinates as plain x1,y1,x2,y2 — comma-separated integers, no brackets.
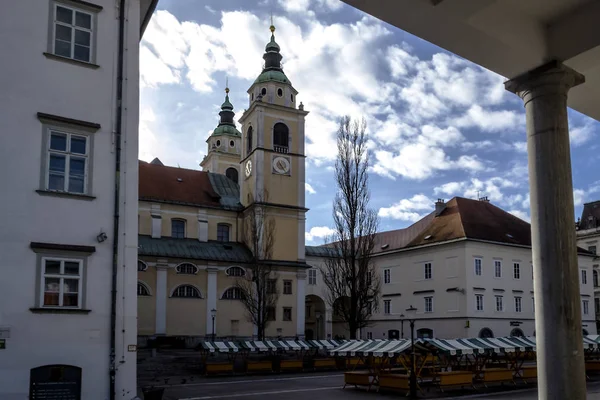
140,0,600,245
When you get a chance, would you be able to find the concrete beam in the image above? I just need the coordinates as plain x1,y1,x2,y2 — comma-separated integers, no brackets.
547,1,600,62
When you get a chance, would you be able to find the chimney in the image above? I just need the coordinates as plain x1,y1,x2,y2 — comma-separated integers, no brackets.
197,210,208,242
150,204,162,238
435,199,445,216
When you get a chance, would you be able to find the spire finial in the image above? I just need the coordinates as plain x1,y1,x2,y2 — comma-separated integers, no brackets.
270,12,275,33
225,76,229,94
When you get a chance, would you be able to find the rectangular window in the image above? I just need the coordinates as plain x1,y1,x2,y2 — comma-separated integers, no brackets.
515,296,522,313
495,295,503,312
267,279,277,294
283,307,292,321
217,224,230,242
283,280,292,295
475,294,484,311
384,268,391,284
424,262,432,280
366,270,373,286
589,245,597,255
367,332,373,340
494,260,502,278
384,299,391,314
595,298,600,315
171,219,185,238
52,3,94,63
474,258,482,276
266,307,276,321
583,300,590,315
582,270,588,285
46,130,89,194
41,258,82,308
513,263,520,279
424,296,433,313
308,269,317,285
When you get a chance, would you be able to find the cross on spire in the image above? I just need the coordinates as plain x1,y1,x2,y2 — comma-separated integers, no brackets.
225,76,229,94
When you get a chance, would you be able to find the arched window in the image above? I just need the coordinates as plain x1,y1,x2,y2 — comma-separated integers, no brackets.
273,123,289,153
226,266,246,277
261,87,267,96
137,260,148,272
479,328,494,338
176,263,198,275
171,219,186,238
416,328,433,339
246,126,253,155
172,285,202,298
594,270,598,288
217,223,230,242
221,287,244,300
137,282,151,296
225,168,238,184
510,328,525,337
277,88,283,97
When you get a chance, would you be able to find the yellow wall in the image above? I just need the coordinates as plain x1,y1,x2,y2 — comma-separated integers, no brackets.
138,261,156,335
166,267,207,336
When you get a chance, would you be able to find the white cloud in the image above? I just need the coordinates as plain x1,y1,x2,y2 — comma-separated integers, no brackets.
314,0,344,11
574,189,586,206
378,194,432,221
305,183,316,194
453,105,523,133
278,0,311,13
570,122,596,146
305,226,336,242
434,177,518,203
205,5,216,14
140,46,181,88
387,45,418,78
508,210,530,222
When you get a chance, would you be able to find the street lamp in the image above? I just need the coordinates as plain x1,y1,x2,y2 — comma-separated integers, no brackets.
315,311,322,340
211,308,217,342
405,305,418,399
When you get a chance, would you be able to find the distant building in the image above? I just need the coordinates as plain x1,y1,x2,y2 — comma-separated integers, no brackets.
307,197,596,340
576,200,600,332
0,1,156,399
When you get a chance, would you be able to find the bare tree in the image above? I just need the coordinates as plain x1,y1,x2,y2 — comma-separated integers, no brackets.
236,192,279,340
320,116,380,339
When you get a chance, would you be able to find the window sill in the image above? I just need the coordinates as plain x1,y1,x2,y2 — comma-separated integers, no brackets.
36,190,96,201
43,52,100,69
30,307,91,314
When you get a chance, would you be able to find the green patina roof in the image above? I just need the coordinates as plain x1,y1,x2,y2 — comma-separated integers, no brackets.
211,124,241,137
265,34,280,52
138,235,252,263
221,95,234,110
208,173,243,210
254,70,291,85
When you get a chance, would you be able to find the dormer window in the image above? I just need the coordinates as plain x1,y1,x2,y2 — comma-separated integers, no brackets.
273,123,289,153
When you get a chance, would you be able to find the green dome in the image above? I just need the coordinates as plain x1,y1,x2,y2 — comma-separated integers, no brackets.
265,34,280,52
212,124,241,137
221,95,234,110
254,70,291,85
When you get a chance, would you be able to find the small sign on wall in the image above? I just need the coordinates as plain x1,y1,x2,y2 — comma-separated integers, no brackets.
128,345,137,352
30,365,82,400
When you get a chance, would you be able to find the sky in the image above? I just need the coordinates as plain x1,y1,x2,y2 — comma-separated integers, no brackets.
140,0,600,245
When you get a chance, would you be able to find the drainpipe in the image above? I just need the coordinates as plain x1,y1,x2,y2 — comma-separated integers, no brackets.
110,0,126,399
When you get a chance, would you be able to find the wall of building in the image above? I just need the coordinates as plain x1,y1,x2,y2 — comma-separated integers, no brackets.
0,1,140,399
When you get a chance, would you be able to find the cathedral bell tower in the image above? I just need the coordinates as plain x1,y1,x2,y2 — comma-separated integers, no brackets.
238,23,309,263
200,84,243,184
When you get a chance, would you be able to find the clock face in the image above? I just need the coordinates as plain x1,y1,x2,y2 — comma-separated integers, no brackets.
273,156,291,175
245,160,252,177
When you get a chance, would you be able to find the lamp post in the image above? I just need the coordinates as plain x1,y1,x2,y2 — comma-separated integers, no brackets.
406,305,418,399
315,311,322,340
210,308,216,342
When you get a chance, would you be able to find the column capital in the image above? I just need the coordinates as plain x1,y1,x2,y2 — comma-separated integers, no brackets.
207,266,219,274
504,60,584,100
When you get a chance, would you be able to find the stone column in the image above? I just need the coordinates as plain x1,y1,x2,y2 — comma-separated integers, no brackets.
296,272,306,339
155,261,168,335
325,307,333,339
206,267,218,337
505,61,585,400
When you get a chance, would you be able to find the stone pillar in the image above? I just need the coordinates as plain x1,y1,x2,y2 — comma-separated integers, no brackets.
505,61,585,400
206,267,218,337
296,272,306,339
155,261,168,335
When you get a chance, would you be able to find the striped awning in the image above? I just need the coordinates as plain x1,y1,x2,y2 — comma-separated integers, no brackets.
330,340,392,357
198,341,239,353
306,339,342,349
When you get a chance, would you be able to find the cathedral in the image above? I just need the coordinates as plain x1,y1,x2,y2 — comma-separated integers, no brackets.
137,24,311,341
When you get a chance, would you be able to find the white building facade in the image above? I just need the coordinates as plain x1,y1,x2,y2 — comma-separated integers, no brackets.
0,1,156,399
306,197,597,340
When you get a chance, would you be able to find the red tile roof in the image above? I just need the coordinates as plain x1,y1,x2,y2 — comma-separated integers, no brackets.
138,161,222,207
